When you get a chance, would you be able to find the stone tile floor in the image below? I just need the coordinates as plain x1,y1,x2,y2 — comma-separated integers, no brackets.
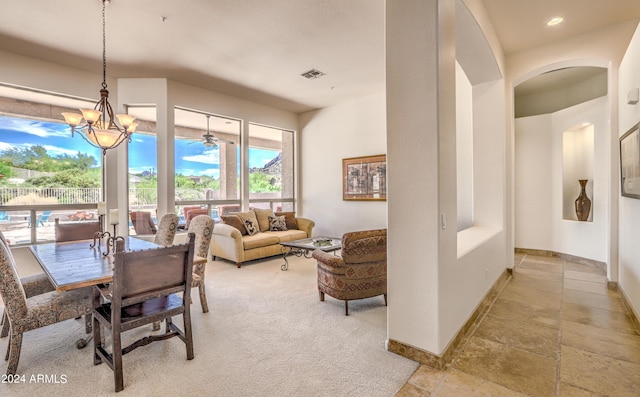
396,253,640,397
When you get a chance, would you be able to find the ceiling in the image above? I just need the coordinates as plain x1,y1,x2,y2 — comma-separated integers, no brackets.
0,0,640,117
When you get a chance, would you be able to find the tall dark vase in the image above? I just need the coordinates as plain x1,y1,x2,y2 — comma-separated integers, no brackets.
575,179,591,221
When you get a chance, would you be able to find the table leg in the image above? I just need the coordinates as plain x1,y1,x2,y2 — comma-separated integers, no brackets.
281,246,291,271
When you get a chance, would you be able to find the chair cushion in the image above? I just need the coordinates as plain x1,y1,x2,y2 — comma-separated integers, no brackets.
16,287,92,333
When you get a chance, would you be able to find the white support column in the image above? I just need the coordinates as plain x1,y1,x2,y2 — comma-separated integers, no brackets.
386,0,457,356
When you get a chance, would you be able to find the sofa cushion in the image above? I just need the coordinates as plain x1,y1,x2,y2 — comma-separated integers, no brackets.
275,212,298,230
253,208,274,232
269,229,308,242
221,215,247,235
242,233,281,250
231,210,260,235
268,215,288,231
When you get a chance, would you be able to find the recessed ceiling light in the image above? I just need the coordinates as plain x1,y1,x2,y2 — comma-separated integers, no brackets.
546,16,564,26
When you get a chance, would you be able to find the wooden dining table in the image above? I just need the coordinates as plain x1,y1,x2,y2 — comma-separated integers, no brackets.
30,236,160,291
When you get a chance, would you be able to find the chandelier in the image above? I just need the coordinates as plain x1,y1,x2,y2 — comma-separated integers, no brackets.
62,0,136,155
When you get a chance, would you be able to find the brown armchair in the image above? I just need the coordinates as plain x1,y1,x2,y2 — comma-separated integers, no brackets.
312,229,387,315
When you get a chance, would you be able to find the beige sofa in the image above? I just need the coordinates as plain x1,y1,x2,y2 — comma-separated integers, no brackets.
211,212,314,268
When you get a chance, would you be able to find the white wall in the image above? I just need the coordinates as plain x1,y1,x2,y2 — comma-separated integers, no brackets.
456,62,474,231
618,23,640,320
515,97,608,262
299,92,387,237
384,0,506,356
506,20,639,281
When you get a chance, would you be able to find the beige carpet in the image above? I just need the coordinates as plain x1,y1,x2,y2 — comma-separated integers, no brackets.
0,253,418,396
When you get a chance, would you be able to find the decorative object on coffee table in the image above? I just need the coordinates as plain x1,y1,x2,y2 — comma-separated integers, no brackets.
575,179,591,221
280,237,341,271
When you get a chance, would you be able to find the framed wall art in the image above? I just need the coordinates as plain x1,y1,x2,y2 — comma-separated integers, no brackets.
342,154,387,201
620,121,640,199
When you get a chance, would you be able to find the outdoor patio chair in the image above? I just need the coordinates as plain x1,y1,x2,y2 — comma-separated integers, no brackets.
130,211,157,235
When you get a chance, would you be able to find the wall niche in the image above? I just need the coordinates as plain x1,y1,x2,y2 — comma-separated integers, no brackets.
562,123,594,222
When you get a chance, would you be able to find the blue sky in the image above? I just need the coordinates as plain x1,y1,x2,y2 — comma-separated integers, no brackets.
0,115,278,178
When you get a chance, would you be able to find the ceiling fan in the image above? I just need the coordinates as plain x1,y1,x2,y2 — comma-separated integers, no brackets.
197,115,235,147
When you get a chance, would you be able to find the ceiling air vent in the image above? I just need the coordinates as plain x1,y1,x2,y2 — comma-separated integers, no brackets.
301,69,325,79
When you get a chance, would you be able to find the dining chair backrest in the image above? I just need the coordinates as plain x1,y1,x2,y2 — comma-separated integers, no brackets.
113,234,194,301
153,213,179,246
187,215,215,259
54,218,101,242
130,211,157,235
0,239,28,320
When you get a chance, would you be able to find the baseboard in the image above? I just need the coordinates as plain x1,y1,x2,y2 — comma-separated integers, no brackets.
617,284,640,332
515,247,606,273
388,269,511,370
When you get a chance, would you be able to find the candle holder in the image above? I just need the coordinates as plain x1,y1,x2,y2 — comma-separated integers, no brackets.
90,230,124,256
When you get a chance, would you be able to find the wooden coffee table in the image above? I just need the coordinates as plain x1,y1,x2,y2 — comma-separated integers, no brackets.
279,237,341,270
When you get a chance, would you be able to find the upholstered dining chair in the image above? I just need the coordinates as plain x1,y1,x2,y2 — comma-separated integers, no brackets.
312,229,387,315
0,239,93,375
0,231,56,338
92,234,195,392
187,215,215,313
153,213,179,246
54,218,101,242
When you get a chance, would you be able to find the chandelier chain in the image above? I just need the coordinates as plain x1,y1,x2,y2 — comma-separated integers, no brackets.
102,0,107,89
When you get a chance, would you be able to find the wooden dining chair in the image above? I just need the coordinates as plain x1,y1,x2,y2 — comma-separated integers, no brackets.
92,234,196,392
187,215,215,313
153,213,179,246
0,239,93,375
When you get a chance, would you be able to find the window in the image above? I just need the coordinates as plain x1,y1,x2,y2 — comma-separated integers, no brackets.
0,114,103,244
248,123,295,212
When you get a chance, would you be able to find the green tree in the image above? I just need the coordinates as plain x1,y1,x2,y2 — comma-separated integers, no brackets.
25,168,101,188
0,145,97,172
0,162,13,184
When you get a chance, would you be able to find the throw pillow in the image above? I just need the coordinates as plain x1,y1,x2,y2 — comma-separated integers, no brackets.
221,215,247,236
244,218,259,236
252,207,274,232
268,215,288,231
230,210,259,231
275,211,298,230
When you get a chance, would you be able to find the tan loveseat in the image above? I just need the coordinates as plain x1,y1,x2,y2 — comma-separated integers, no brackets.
211,209,314,268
